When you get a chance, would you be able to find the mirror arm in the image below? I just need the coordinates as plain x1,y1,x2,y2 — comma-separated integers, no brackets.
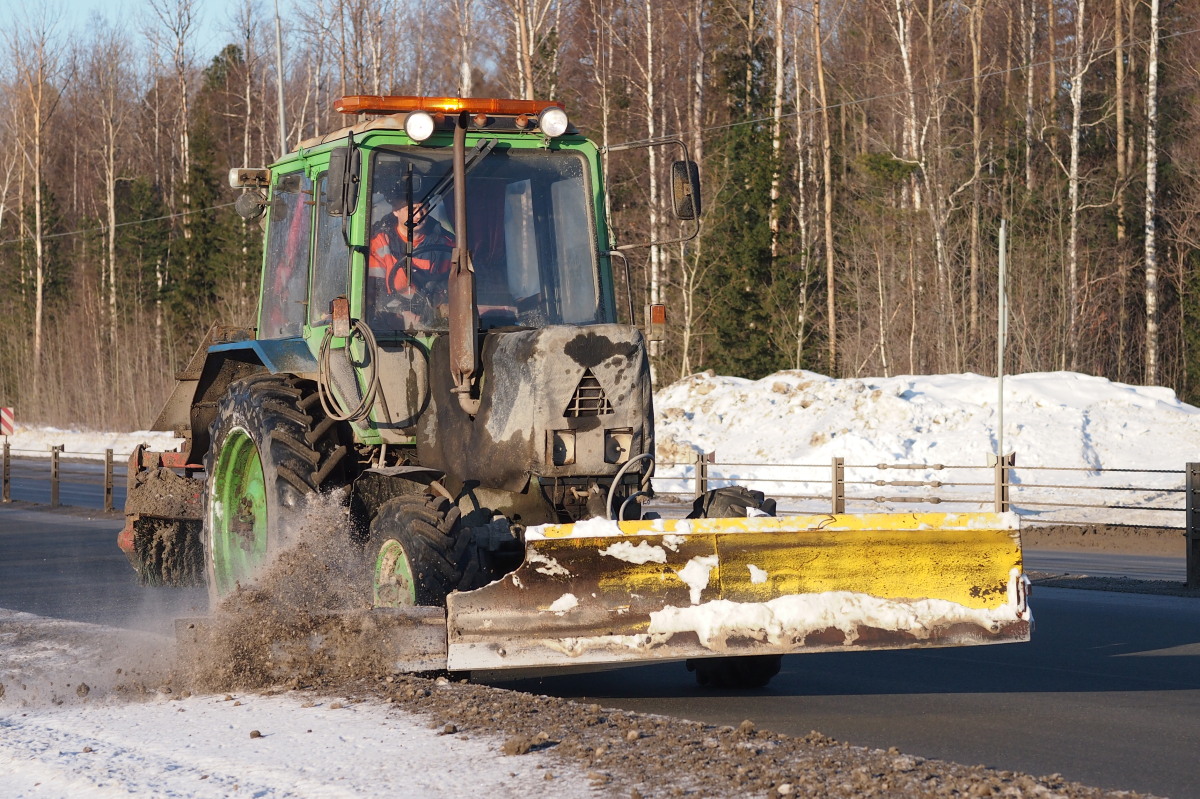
606,249,635,325
603,137,701,250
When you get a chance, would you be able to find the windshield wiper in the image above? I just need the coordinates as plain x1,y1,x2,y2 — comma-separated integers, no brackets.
418,138,498,209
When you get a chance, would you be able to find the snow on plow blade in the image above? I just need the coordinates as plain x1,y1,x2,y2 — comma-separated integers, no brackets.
446,512,1030,671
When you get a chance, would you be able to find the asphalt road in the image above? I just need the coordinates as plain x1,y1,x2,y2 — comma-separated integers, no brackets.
495,588,1200,799
0,503,1196,797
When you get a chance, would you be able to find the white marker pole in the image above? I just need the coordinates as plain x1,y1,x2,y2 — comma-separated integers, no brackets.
997,220,1007,459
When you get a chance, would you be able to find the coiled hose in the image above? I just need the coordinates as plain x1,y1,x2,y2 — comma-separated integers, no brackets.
317,321,382,422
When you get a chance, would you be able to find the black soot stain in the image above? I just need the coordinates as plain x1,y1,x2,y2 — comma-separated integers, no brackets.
563,332,637,369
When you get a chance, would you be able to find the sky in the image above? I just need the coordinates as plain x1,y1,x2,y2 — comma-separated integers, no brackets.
1,0,292,62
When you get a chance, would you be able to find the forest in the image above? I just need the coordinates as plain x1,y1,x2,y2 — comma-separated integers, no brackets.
1,0,1198,429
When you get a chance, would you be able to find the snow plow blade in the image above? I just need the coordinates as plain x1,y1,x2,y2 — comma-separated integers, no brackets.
446,512,1030,671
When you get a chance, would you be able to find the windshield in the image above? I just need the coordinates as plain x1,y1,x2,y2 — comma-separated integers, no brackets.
366,145,602,332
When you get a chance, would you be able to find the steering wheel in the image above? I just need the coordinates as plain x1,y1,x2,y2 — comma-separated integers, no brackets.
407,242,454,260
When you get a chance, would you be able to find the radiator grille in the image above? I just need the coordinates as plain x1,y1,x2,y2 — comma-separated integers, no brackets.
564,369,613,417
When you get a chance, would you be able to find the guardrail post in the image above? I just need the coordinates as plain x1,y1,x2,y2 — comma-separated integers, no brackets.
1187,462,1200,588
50,445,61,508
832,457,845,514
2,441,9,503
991,452,1014,512
694,451,712,498
104,449,114,513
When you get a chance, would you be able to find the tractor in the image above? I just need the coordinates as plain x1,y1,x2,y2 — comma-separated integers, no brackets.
121,95,1030,688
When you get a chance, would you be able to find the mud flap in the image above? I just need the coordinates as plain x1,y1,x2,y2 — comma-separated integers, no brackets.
445,512,1030,671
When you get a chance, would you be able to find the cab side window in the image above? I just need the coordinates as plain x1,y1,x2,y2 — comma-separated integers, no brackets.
309,173,347,326
260,172,313,338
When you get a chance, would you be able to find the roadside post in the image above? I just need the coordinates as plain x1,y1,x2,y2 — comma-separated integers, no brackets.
2,407,11,503
1187,462,1199,588
104,449,114,513
694,451,714,498
50,445,61,508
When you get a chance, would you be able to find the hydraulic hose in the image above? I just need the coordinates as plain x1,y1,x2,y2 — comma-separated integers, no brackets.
606,452,655,520
317,320,382,423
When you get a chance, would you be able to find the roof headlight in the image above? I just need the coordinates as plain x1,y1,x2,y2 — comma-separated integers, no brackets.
405,110,435,142
538,106,569,137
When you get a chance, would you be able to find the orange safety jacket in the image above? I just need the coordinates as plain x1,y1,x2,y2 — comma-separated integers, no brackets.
368,217,453,294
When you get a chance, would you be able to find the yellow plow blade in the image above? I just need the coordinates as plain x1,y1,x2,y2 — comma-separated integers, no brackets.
446,512,1031,671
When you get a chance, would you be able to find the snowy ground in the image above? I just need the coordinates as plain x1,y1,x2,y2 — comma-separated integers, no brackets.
0,609,594,798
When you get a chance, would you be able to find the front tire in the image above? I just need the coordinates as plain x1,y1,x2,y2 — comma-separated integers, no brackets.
367,494,491,607
202,374,348,606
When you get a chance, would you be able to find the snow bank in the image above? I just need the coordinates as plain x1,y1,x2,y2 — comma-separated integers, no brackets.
2,425,182,460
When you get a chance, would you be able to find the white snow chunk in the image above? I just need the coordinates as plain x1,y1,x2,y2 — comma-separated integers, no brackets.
747,564,769,584
599,540,667,564
648,591,1028,652
525,550,570,577
547,594,579,614
675,555,718,605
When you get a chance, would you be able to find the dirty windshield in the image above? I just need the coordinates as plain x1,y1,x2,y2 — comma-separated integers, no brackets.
367,145,601,332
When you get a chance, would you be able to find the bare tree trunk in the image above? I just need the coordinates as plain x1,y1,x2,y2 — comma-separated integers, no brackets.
1144,0,1161,383
768,0,785,261
969,0,984,341
455,0,474,96
814,0,836,371
891,0,922,211
1114,0,1128,377
1046,0,1057,126
681,0,706,374
1025,0,1036,190
792,19,812,369
645,0,660,311
150,0,196,238
1065,0,1087,368
7,14,65,376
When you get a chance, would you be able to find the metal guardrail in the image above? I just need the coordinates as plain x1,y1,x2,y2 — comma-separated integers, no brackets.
2,442,118,512
2,441,1197,587
663,451,1197,588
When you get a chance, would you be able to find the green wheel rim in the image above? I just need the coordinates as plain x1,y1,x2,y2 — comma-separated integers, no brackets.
374,539,418,607
210,427,268,597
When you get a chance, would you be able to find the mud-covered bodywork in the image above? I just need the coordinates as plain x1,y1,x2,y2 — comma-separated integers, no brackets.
418,324,654,495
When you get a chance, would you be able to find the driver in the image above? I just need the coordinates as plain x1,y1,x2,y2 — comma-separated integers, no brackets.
368,181,454,325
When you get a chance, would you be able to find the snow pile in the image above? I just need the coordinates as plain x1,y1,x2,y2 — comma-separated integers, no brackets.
2,425,181,460
654,370,1198,522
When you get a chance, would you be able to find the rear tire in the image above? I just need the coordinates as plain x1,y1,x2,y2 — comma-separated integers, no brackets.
685,485,783,690
202,374,349,607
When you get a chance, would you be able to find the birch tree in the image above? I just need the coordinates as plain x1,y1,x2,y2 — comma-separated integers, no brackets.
6,12,66,373
1144,0,1161,383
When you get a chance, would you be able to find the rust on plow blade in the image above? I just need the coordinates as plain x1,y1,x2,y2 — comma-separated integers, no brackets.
446,512,1031,671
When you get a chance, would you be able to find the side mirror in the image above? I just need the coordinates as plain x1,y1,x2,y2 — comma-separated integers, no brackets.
327,143,362,218
671,160,701,220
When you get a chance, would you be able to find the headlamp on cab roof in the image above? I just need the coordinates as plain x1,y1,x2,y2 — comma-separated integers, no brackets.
538,106,570,138
404,111,435,142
